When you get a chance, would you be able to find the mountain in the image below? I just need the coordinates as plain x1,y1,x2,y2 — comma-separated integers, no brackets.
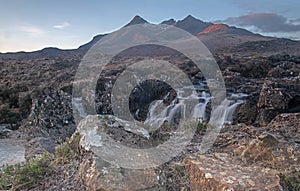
0,47,82,60
198,24,253,35
78,34,106,50
0,15,299,59
161,18,176,25
124,15,148,27
161,15,212,35
196,23,273,51
78,15,148,51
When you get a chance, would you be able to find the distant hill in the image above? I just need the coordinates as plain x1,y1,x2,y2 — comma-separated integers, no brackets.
0,47,83,60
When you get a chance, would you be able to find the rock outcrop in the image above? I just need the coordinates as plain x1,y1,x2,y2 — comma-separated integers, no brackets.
185,153,283,191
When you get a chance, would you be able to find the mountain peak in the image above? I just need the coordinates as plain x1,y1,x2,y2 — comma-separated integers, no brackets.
124,15,148,27
183,14,197,21
175,15,212,35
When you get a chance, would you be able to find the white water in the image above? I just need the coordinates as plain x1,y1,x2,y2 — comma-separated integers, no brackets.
73,83,247,132
144,85,247,129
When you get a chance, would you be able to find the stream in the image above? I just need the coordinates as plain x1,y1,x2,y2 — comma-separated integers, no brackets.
0,139,25,167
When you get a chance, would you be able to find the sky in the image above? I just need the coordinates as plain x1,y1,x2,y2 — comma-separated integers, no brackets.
0,0,300,53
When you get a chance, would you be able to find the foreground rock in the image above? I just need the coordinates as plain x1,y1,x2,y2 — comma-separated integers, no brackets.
75,115,161,191
79,155,160,191
73,112,300,190
185,153,282,191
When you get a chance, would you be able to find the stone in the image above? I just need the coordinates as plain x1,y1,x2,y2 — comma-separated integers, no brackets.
75,115,162,190
267,113,300,144
0,124,13,138
184,153,283,191
25,137,57,160
256,80,290,126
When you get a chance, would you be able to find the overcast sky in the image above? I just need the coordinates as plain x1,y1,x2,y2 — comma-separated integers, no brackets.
0,0,300,53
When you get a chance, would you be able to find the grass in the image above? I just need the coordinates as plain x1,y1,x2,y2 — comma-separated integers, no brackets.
54,133,81,164
0,133,81,190
0,153,52,190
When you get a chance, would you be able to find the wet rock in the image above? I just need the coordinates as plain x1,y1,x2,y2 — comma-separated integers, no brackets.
0,124,13,138
184,153,283,191
129,80,176,121
233,93,259,125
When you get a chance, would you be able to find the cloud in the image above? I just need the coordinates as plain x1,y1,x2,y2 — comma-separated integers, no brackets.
290,18,300,25
221,13,300,33
53,22,70,29
19,24,45,37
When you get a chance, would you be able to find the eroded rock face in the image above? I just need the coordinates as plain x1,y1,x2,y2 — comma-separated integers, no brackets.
267,113,300,144
19,87,75,142
185,153,283,191
257,80,291,126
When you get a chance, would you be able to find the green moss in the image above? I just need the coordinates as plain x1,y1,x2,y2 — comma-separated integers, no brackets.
197,122,209,131
281,172,300,191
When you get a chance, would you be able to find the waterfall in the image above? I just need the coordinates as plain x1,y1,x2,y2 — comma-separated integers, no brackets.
208,98,243,127
73,83,246,130
144,86,247,130
191,91,210,122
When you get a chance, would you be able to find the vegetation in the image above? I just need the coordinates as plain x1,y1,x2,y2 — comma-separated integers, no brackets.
0,154,51,190
0,134,81,190
54,133,81,164
280,172,300,191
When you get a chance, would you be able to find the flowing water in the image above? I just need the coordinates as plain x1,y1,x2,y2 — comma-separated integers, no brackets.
0,139,25,167
144,83,248,129
73,82,247,132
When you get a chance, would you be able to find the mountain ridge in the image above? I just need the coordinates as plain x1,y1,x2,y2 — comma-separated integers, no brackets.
0,15,299,58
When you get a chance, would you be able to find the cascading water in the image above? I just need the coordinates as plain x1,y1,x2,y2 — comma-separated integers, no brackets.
191,91,210,122
72,82,248,134
144,84,248,129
